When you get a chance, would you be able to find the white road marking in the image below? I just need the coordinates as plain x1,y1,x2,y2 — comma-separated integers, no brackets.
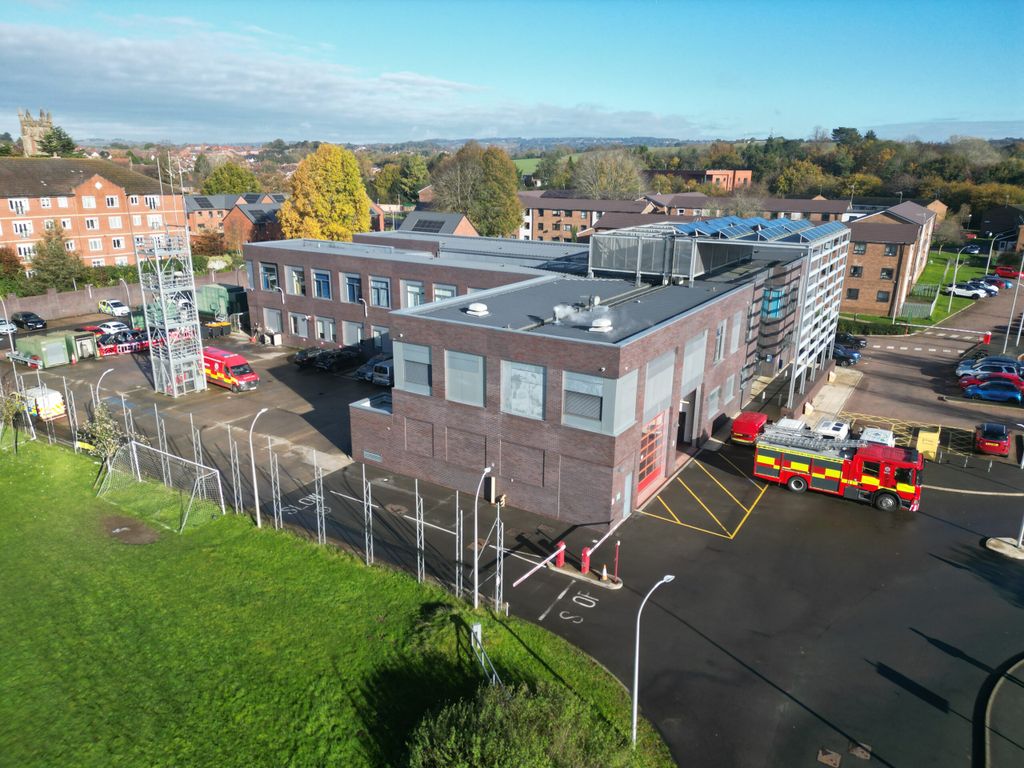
886,345,895,349
914,347,922,351
538,583,573,621
928,348,937,352
899,346,908,350
923,485,1024,497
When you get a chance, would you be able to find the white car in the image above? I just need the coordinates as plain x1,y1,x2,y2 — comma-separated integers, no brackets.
0,317,16,335
942,284,986,299
99,299,130,317
97,321,130,335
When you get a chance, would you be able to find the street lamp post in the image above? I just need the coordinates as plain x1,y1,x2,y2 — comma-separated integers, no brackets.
1002,247,1024,354
118,278,132,307
94,367,114,408
946,246,971,313
0,296,14,351
472,465,493,610
632,574,675,747
249,407,269,528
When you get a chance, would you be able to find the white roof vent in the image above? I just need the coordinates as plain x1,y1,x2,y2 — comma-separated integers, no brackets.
588,317,613,334
465,302,489,317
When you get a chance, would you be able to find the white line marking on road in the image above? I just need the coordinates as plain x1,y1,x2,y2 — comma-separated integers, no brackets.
923,485,1024,497
899,346,908,350
937,333,947,337
914,347,922,351
886,345,895,349
929,348,937,352
538,583,573,621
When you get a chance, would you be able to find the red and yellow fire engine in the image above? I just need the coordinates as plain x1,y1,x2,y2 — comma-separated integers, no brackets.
753,426,924,512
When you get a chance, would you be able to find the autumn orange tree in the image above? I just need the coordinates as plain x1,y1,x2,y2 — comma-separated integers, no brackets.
279,144,370,241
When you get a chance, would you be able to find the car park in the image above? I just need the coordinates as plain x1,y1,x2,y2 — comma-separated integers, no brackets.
97,321,131,335
98,299,130,317
832,343,860,366
983,275,1013,289
0,317,16,335
965,279,998,296
835,331,867,348
293,346,326,368
942,283,986,299
974,422,1010,457
995,265,1021,279
355,354,389,381
963,380,1023,404
958,371,1024,391
314,347,360,372
956,355,1022,377
11,311,46,330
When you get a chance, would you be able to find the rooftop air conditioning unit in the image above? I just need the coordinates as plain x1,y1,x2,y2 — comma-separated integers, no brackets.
466,302,489,317
588,317,613,334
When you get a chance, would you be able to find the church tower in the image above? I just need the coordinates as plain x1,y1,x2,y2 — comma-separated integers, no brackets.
18,109,53,156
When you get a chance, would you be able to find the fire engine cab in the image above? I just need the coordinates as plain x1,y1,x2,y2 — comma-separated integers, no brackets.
203,347,260,392
753,425,923,512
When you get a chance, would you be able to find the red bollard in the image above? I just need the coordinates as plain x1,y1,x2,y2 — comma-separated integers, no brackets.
580,546,591,575
983,332,992,344
554,541,566,568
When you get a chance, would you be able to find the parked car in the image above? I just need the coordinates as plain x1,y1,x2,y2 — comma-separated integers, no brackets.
995,265,1021,279
962,244,983,254
942,284,986,299
293,346,326,368
983,275,1013,289
835,331,867,349
730,412,768,445
97,321,131,335
74,324,103,335
963,380,1023,404
958,371,1024,390
956,355,1022,377
355,354,389,382
0,317,17,335
965,279,998,296
314,347,360,372
974,422,1011,457
98,299,130,317
11,311,46,330
371,358,395,386
832,343,861,366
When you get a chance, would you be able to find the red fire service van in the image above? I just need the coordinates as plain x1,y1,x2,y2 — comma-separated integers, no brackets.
753,424,923,512
203,347,260,392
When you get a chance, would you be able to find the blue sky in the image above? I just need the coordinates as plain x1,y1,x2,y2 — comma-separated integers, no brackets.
3,0,1022,144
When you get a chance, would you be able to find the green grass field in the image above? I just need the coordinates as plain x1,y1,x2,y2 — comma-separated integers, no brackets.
513,157,540,175
0,439,673,768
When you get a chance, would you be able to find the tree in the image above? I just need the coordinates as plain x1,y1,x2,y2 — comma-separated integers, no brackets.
773,159,831,196
830,127,862,147
0,143,12,157
372,163,402,203
37,126,77,157
469,147,522,237
407,682,633,768
29,228,85,292
572,150,643,199
933,215,963,247
432,142,485,214
191,153,213,186
201,162,261,195
0,245,26,297
278,144,370,241
398,154,429,200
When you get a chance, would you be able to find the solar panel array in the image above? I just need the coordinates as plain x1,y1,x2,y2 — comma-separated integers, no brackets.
194,197,213,209
410,218,446,233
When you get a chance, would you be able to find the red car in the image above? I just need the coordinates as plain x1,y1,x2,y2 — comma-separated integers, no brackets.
974,422,1010,457
959,371,1024,391
995,265,1021,279
73,325,103,335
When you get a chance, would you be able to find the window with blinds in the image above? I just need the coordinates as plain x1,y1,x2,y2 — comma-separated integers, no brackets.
563,371,604,427
643,350,675,422
445,351,485,407
395,342,432,396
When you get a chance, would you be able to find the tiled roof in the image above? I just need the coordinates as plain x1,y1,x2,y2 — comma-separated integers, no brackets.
846,220,920,244
398,210,472,235
0,157,167,197
518,193,650,214
885,200,937,223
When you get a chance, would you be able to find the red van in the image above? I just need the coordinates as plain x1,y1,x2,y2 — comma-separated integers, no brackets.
731,412,768,445
203,347,260,392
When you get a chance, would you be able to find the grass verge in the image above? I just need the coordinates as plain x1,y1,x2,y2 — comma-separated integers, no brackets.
0,438,674,767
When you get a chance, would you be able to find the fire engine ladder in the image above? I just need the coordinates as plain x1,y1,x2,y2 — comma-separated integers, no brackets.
759,426,866,454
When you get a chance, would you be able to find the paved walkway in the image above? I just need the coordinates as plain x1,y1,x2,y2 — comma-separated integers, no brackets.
988,656,1024,768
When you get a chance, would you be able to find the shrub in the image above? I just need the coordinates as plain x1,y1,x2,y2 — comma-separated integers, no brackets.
837,319,912,336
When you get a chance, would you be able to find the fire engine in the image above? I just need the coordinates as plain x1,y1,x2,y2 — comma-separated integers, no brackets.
753,425,924,512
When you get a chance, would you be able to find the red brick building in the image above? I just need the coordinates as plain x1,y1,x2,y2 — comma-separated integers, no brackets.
517,191,652,241
0,158,185,270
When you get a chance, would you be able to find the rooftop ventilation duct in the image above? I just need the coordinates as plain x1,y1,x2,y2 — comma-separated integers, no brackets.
588,317,613,334
465,302,489,317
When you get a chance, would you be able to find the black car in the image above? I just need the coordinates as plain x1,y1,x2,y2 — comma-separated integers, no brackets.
314,347,360,372
835,331,867,349
294,346,326,368
11,311,46,330
832,343,861,366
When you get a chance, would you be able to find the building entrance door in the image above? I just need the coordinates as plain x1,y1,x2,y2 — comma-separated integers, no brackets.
638,412,667,495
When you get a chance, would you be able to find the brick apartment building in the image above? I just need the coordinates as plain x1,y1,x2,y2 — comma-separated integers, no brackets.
646,192,853,223
840,201,935,318
517,190,652,241
186,193,285,235
642,168,753,192
223,202,284,249
347,216,849,524
0,158,185,270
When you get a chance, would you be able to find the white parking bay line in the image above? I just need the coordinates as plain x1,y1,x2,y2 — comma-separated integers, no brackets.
899,346,908,350
886,345,895,349
929,348,937,352
914,347,922,351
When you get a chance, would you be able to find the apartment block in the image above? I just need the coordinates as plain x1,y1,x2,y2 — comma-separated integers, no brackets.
0,158,185,269
517,191,652,241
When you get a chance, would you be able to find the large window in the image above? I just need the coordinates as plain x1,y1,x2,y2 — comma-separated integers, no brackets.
501,361,545,420
853,242,866,255
316,316,336,342
370,276,390,307
372,325,390,352
402,280,426,308
289,312,309,338
713,319,726,363
729,310,742,354
245,261,254,290
880,267,894,280
761,287,785,319
707,386,720,417
445,351,485,407
312,269,332,300
850,265,863,278
883,244,897,256
433,283,457,301
724,374,736,405
263,307,283,333
285,266,306,296
876,290,891,303
342,321,363,347
260,262,278,291
344,273,362,303
846,288,860,300
394,342,431,396
563,372,604,429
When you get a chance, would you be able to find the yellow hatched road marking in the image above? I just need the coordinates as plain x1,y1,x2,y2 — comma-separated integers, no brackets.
677,476,732,536
730,483,768,539
693,458,751,513
638,510,734,538
656,495,682,525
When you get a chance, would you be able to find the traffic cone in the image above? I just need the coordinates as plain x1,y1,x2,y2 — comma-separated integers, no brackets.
601,564,608,582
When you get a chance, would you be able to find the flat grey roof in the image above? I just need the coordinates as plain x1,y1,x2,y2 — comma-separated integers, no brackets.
409,275,739,345
246,238,546,276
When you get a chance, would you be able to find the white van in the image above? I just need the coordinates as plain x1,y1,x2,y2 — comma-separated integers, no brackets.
371,359,394,387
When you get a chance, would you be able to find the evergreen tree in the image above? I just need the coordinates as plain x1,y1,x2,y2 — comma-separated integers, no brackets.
37,126,77,157
201,162,261,195
29,228,85,291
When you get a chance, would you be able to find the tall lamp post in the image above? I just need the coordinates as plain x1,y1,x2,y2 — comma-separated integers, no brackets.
0,296,14,350
249,407,269,528
472,465,493,610
946,246,971,313
118,277,132,307
1002,245,1024,354
632,574,675,747
94,367,114,408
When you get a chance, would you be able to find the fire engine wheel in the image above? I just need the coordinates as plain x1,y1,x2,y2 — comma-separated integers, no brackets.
873,492,899,512
786,475,808,493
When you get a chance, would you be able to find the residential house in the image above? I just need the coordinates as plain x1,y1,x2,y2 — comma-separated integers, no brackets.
642,168,753,193
978,204,1024,253
398,211,478,237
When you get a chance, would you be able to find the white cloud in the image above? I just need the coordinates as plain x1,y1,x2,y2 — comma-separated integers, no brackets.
0,21,708,143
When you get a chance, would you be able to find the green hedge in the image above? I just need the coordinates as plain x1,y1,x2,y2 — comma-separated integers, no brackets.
837,319,912,336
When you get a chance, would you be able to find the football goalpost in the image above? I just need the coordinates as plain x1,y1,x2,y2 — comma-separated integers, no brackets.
98,440,225,533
